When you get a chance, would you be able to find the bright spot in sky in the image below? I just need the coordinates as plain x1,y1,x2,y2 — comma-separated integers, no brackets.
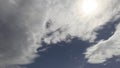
81,0,98,15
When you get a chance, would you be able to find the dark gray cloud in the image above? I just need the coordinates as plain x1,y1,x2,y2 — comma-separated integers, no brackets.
0,0,45,67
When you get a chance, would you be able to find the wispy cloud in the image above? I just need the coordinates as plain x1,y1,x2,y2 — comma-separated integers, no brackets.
85,23,120,64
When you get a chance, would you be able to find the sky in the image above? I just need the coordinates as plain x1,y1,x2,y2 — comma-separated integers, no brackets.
0,0,120,68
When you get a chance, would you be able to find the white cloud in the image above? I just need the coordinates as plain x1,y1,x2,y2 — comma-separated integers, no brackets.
85,23,120,64
0,0,120,68
43,0,118,44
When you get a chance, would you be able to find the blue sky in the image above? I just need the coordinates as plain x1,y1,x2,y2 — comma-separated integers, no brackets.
26,38,120,68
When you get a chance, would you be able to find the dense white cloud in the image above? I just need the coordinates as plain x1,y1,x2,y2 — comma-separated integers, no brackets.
43,0,118,43
0,0,120,68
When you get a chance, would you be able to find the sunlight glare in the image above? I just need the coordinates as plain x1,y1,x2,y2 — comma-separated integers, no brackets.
81,0,98,15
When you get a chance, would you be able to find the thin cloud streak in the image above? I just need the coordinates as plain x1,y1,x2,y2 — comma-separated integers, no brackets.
85,23,120,64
